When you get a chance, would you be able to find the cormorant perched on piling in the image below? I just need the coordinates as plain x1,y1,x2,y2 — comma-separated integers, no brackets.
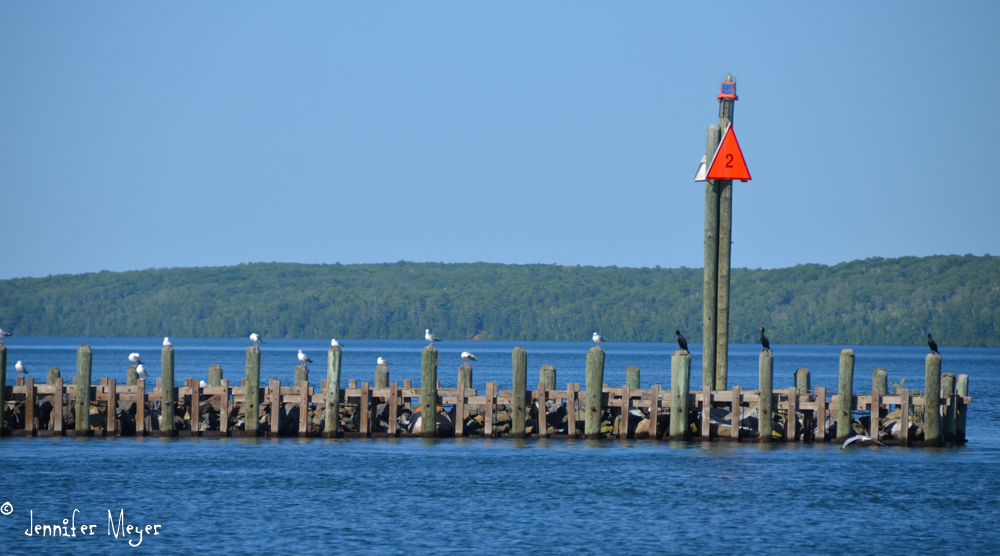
928,333,939,354
675,330,689,353
758,327,771,352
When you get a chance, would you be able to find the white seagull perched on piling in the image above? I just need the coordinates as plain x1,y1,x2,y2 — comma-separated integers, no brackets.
377,357,392,366
136,364,149,378
162,337,172,347
15,360,27,376
425,329,442,346
592,332,607,346
461,352,477,362
128,353,142,365
298,350,314,364
250,333,264,346
0,329,11,343
331,338,343,348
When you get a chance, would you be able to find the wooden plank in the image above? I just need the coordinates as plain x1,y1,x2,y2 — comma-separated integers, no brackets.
537,382,547,437
191,379,201,435
567,383,577,437
731,385,741,440
53,378,63,434
136,379,145,435
270,378,280,436
900,389,909,446
359,382,370,436
388,382,398,436
219,379,228,435
786,387,797,442
870,387,880,439
701,390,711,439
815,386,826,443
484,382,495,437
25,378,36,435
106,379,116,436
649,384,660,439
298,380,309,437
620,383,630,439
455,381,465,437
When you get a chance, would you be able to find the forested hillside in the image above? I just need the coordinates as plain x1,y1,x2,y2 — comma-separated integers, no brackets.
1,255,997,347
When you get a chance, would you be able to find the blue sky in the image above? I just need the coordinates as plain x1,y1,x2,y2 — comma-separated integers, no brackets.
1,2,997,279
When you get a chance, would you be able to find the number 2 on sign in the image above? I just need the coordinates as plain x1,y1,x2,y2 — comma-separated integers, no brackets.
724,154,733,168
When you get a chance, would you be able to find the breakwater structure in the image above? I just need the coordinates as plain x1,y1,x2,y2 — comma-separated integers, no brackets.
0,344,971,447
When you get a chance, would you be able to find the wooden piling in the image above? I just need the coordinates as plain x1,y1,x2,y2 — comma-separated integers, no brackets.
161,345,175,435
25,377,36,435
715,75,735,391
567,383,578,437
924,353,942,446
956,374,968,442
375,364,389,389
295,364,309,386
730,385,741,440
626,366,640,389
359,382,370,436
836,349,855,442
48,367,61,384
815,386,827,442
794,368,810,393
420,345,439,438
941,372,956,441
457,364,472,389
899,388,909,446
324,346,342,437
53,377,64,434
125,365,137,386
0,344,5,432
703,124,722,391
484,382,496,437
786,387,798,442
388,381,399,436
190,379,201,435
540,364,556,391
270,378,281,436
872,368,888,396
537,382,548,437
217,378,227,435
669,350,692,439
758,350,773,442
244,346,260,435
584,347,605,438
75,345,92,434
512,347,528,437
105,378,116,436
208,365,223,387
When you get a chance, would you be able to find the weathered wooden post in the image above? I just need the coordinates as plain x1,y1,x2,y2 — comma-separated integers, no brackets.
294,364,309,386
457,364,472,389
584,347,605,438
245,346,260,435
48,367,61,384
160,344,175,435
669,350,692,440
540,364,556,391
420,346,439,438
324,345,342,437
836,349,855,442
208,364,223,387
941,373,956,441
511,347,527,437
626,366,640,389
715,74,736,392
75,345,92,434
758,350,773,441
872,368,888,396
0,344,5,432
703,124,722,391
375,363,389,389
956,374,969,442
794,368,810,393
924,353,942,446
126,366,138,386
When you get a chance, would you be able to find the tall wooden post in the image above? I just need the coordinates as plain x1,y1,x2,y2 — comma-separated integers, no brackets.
715,74,736,391
208,365,223,387
703,124,722,392
584,347,605,438
941,372,956,441
160,344,175,435
324,346,342,437
956,374,968,442
375,364,389,389
836,349,855,442
457,364,472,389
669,350,692,440
794,368,810,393
539,364,556,391
75,345,92,434
0,345,6,432
420,346,439,438
126,366,138,386
758,351,773,441
511,347,527,437
626,366,640,389
924,353,942,446
294,364,309,386
245,346,260,435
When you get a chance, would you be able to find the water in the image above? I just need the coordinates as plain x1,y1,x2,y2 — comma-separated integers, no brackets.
2,337,999,554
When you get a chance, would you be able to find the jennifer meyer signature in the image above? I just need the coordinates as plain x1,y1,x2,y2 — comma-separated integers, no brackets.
3,502,162,547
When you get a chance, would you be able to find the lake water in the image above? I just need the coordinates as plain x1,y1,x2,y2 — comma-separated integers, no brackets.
2,337,999,554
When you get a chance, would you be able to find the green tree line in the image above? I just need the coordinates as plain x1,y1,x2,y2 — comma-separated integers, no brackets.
1,254,997,347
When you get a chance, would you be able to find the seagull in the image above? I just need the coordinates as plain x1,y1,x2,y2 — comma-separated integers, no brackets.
162,337,172,347
15,360,27,376
592,332,606,346
250,333,264,347
128,353,142,365
461,352,477,362
841,434,886,449
425,329,442,346
297,350,314,364
136,364,149,378
0,329,11,343
199,380,208,388
377,357,392,366
331,338,343,348
675,330,689,353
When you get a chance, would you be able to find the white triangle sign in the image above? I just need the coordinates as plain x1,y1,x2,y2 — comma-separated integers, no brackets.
692,154,707,181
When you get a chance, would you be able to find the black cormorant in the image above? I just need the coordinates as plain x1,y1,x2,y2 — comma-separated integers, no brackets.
928,333,939,354
675,330,689,353
758,327,770,352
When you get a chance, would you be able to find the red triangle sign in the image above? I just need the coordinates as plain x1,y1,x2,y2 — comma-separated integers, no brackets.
706,124,751,181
